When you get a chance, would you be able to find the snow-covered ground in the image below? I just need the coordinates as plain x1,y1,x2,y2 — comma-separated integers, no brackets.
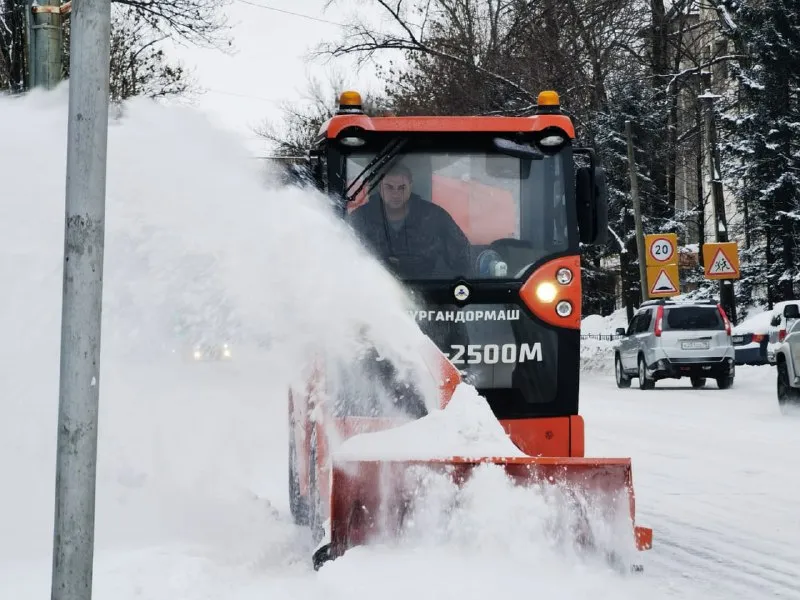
2,88,798,600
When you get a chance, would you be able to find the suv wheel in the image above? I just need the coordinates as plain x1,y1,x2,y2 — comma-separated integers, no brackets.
716,375,734,390
615,354,631,388
638,356,654,390
777,362,800,413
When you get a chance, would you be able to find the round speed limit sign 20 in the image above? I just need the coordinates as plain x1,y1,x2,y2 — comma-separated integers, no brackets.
648,237,674,263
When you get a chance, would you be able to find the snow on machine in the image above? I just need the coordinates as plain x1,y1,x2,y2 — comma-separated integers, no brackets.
286,90,653,570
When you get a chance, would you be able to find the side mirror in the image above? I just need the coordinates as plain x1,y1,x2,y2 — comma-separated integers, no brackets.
615,327,627,336
771,314,782,327
576,165,608,245
308,147,326,190
784,304,800,319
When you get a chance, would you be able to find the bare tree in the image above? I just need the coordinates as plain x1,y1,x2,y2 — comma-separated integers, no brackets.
115,0,230,49
0,0,228,94
61,6,194,101
255,71,391,157
315,0,647,120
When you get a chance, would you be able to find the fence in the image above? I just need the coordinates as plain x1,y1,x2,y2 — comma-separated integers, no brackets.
580,334,622,342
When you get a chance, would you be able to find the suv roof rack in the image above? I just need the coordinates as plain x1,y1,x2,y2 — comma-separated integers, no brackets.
639,298,719,307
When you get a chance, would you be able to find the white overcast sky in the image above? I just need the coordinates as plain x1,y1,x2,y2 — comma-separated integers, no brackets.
166,0,395,157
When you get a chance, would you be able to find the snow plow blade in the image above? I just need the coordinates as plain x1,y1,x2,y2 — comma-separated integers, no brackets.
313,455,652,569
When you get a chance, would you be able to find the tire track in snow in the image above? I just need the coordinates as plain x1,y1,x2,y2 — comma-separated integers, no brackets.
648,511,800,599
579,370,800,599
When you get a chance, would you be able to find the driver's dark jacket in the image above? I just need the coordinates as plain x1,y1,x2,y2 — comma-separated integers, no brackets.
347,193,471,280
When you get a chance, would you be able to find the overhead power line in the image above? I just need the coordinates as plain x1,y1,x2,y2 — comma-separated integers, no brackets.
203,87,284,103
235,0,346,26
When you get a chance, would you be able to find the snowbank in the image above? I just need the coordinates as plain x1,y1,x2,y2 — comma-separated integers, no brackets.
580,310,625,375
334,383,526,461
581,338,616,375
581,308,628,336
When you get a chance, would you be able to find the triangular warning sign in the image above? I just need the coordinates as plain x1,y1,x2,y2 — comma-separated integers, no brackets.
708,248,736,275
650,269,678,294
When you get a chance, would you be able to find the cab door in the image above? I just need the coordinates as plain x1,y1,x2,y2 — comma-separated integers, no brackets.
619,314,641,370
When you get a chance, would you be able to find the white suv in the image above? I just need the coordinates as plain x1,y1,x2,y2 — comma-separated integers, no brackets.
771,303,800,414
614,299,735,390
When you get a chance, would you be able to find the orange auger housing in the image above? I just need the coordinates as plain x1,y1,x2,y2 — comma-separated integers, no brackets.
286,89,652,572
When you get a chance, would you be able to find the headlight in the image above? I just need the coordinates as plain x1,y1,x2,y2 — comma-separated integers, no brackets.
536,282,558,303
556,267,573,285
556,300,573,317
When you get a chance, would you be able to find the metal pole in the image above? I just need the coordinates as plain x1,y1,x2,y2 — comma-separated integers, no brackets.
51,0,111,596
31,0,63,88
700,87,737,324
626,119,649,303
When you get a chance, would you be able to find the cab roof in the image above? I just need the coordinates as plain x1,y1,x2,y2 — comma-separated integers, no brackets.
318,90,576,140
320,114,576,140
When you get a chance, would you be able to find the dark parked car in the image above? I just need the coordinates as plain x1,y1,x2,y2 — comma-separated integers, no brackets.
731,310,772,365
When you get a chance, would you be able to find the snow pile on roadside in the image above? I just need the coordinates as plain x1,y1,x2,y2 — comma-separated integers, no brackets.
581,337,616,375
334,383,526,460
580,309,626,375
582,308,628,336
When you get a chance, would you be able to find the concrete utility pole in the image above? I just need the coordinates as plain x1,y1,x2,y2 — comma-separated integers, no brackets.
29,0,66,88
51,0,111,597
626,120,649,303
700,86,737,324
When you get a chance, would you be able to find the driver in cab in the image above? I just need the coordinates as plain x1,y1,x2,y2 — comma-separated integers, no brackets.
347,163,471,280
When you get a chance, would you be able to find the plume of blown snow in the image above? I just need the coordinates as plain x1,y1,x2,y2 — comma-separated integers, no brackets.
2,83,439,407
0,84,433,564
0,86,658,600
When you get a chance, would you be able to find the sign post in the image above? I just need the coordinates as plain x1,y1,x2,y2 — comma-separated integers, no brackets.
644,233,680,298
703,241,740,323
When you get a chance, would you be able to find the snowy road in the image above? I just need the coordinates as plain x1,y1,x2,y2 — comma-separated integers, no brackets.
581,368,800,599
3,358,797,600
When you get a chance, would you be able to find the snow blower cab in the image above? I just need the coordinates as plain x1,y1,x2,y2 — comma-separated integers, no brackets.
288,90,652,570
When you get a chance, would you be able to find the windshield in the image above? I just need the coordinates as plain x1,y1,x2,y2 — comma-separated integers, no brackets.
664,306,724,331
344,151,570,281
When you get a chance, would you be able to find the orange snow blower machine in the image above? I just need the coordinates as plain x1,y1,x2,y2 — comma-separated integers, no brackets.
286,90,653,571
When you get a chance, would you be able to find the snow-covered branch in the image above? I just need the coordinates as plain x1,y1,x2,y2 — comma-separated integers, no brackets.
665,54,746,93
608,225,627,253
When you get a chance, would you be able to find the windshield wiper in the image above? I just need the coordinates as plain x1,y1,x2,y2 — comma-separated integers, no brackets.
345,137,409,204
492,137,544,160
